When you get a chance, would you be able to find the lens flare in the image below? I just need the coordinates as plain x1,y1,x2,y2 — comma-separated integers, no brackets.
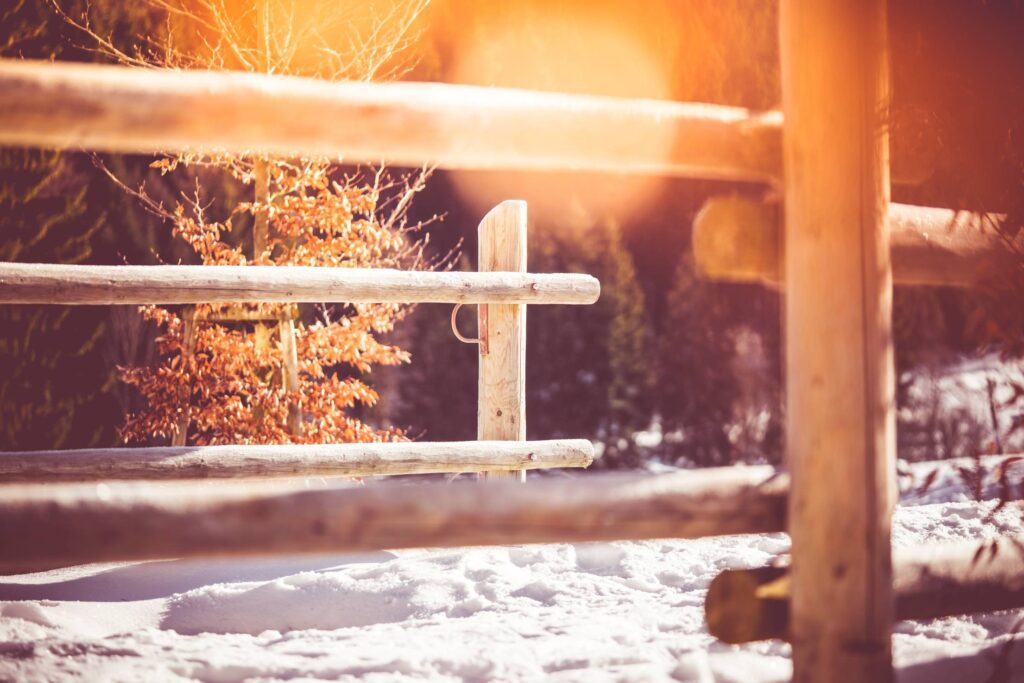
447,12,673,222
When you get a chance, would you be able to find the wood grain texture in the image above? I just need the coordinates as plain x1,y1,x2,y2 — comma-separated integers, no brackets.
0,439,593,482
279,318,302,437
0,58,779,182
171,306,198,447
478,201,527,481
0,466,786,571
894,535,1024,621
706,535,1024,643
0,263,599,306
781,0,897,680
0,59,936,184
693,196,1010,288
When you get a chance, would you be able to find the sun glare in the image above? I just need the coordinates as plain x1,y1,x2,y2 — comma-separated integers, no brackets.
447,11,673,222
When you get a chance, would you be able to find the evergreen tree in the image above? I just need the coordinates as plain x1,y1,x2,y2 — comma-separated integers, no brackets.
526,216,652,468
0,0,150,448
386,278,478,442
657,256,736,467
0,148,114,449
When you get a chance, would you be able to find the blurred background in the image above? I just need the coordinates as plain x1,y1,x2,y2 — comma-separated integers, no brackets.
2,0,1023,469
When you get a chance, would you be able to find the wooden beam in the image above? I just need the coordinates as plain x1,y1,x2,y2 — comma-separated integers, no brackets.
780,0,897,680
0,439,594,483
0,58,779,183
895,534,1024,621
706,536,1024,644
0,263,600,306
0,466,787,572
706,564,790,645
693,196,782,287
478,201,527,482
693,196,1010,288
0,59,933,185
279,318,302,437
171,306,198,447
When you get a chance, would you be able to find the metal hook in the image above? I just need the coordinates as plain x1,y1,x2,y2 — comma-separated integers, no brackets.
451,303,488,355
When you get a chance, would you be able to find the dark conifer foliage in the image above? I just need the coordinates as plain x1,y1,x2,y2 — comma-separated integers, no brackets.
0,148,113,448
657,257,734,467
526,218,651,468
0,0,163,448
384,276,479,443
0,1,106,448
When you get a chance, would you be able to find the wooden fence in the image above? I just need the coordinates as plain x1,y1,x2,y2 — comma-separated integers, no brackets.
692,196,1011,289
0,467,787,572
0,3,1021,679
0,263,598,305
0,440,595,483
0,196,599,484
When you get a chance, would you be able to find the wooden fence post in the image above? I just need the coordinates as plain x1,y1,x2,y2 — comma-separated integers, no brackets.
478,201,527,482
171,305,198,447
280,318,302,436
781,1,896,682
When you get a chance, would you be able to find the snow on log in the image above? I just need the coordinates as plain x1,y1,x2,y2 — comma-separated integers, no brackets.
895,535,1024,621
693,196,1010,288
706,535,1024,644
0,263,600,306
0,58,779,183
0,466,786,571
0,440,594,483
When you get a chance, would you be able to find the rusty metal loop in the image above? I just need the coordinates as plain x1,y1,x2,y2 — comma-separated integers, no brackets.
450,303,481,345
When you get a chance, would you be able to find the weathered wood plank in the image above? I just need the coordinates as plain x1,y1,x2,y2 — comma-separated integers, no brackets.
781,0,897,680
692,196,1010,288
0,263,600,306
478,201,527,482
0,59,935,184
279,318,302,437
171,306,198,447
706,535,1024,643
0,440,593,482
0,58,779,182
0,466,787,572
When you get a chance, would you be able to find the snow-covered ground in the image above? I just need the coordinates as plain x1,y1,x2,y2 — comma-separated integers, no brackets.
1,460,1023,682
899,354,1024,461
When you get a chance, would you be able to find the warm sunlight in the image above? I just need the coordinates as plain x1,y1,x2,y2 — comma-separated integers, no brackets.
446,8,673,220
1,1,1023,681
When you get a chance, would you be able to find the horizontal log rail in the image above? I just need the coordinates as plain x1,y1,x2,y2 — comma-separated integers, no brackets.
0,59,928,184
0,440,594,482
706,535,1024,644
0,466,787,572
0,59,777,182
693,196,1011,288
0,263,600,306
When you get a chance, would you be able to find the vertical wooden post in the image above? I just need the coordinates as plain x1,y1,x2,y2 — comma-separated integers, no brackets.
781,2,895,682
253,0,272,259
253,0,301,439
172,306,198,447
478,200,527,482
280,318,302,436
